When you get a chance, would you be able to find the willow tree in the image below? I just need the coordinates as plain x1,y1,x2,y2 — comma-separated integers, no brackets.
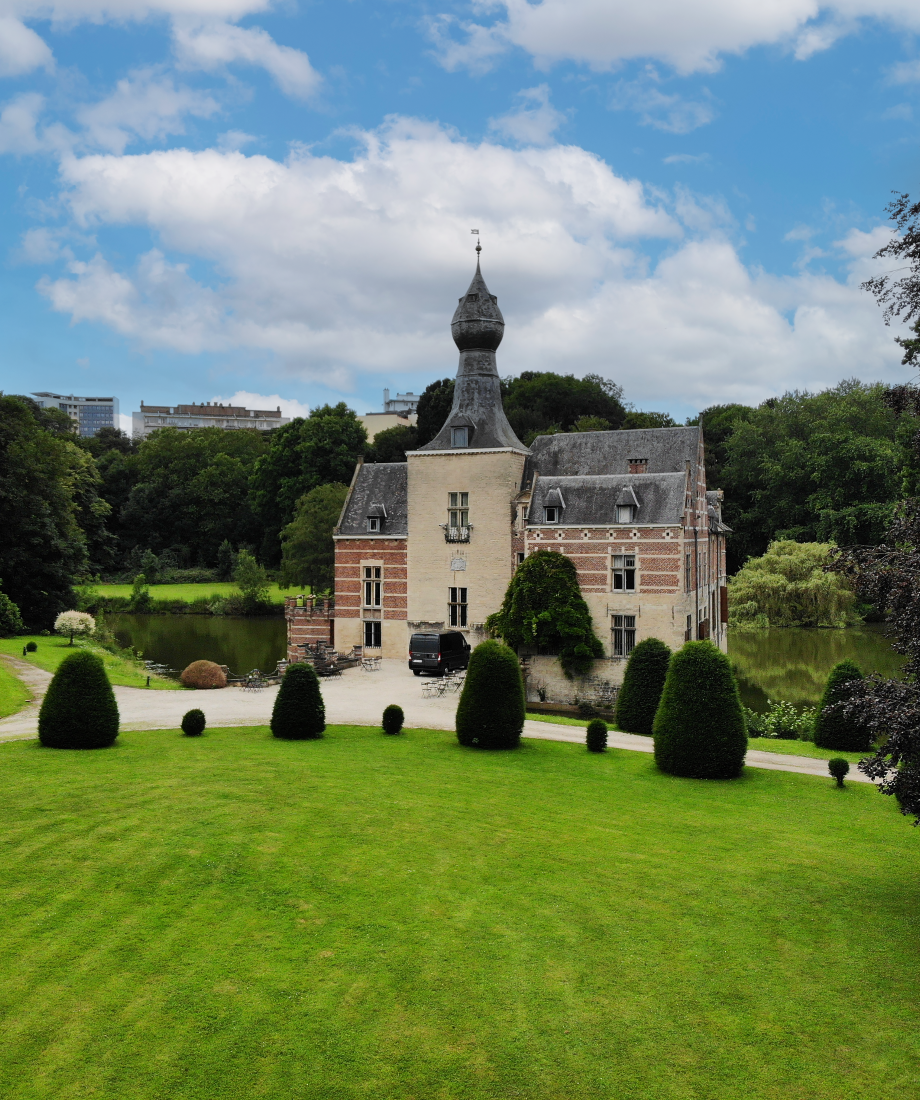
728,541,859,628
485,549,603,677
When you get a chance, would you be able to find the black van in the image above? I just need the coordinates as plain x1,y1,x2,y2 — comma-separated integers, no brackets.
408,631,471,676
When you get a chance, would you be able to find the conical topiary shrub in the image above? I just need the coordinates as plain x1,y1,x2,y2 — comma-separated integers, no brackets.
813,660,871,751
456,639,525,750
653,640,747,779
38,649,119,749
586,718,608,753
382,704,404,735
271,663,325,740
614,637,672,735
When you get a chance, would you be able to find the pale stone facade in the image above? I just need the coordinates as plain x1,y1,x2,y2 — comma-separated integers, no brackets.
288,253,729,695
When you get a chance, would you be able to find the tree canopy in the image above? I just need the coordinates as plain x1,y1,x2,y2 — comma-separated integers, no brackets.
280,482,349,592
728,541,860,628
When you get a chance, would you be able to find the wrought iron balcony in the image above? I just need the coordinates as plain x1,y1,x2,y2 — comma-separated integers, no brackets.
442,524,472,543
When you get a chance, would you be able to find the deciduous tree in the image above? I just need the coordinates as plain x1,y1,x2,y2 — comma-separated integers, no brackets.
280,483,349,593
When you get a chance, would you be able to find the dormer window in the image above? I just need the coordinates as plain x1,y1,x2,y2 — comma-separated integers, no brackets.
367,516,380,533
628,458,648,474
366,502,386,533
544,506,559,523
616,505,634,524
451,426,469,448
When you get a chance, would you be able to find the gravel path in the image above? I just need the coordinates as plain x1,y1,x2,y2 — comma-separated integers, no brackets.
0,655,870,782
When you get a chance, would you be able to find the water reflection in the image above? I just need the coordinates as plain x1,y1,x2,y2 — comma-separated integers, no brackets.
728,625,904,711
108,613,288,679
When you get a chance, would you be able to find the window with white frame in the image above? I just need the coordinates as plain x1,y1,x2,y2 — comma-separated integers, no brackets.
612,554,636,592
367,516,380,533
448,492,469,528
364,621,382,648
612,615,636,658
363,566,382,607
544,506,559,523
449,586,468,627
616,504,634,523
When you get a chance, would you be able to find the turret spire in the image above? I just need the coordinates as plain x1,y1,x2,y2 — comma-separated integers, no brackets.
419,254,528,453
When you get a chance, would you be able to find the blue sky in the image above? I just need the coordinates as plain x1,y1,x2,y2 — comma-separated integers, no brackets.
3,0,920,428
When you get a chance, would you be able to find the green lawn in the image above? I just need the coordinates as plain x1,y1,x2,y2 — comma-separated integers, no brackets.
526,713,869,763
0,636,179,690
0,657,31,717
89,582,306,604
0,725,917,1099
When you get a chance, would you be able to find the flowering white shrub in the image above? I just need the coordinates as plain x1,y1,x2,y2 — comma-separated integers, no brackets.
54,610,96,645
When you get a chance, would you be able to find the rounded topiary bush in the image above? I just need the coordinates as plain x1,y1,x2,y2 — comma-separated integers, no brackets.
614,637,671,735
456,639,525,750
271,662,325,740
653,640,747,780
181,708,206,737
813,660,871,751
382,704,404,735
180,660,227,689
586,718,608,753
828,757,850,788
38,649,119,749
25,641,37,653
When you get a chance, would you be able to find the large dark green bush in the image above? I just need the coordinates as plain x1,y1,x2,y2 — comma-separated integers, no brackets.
653,641,748,779
614,638,671,735
271,663,325,740
813,660,872,751
382,704,404,735
456,640,525,750
181,709,206,736
38,650,119,749
0,588,24,636
586,719,608,753
485,550,603,677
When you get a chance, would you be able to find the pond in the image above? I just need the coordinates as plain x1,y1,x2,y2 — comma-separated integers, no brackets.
108,613,288,679
729,625,904,711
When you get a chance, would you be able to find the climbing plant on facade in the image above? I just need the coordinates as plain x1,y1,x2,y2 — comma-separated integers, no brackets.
485,550,603,678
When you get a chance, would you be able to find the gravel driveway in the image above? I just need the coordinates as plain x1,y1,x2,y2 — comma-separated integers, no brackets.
0,655,870,782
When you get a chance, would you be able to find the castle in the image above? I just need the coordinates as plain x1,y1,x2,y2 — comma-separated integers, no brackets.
287,251,728,694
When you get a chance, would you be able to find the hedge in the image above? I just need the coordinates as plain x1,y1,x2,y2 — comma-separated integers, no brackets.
38,649,119,749
653,640,747,780
456,640,525,750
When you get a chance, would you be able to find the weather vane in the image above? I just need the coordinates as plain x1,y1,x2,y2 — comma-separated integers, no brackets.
471,228,481,254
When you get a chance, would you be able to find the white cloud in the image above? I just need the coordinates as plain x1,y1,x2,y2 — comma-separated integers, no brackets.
488,84,566,146
76,69,220,153
433,0,920,76
216,128,255,150
36,117,903,410
611,70,715,132
211,390,310,417
0,14,54,77
172,20,320,98
17,227,74,263
663,153,709,164
888,59,920,84
0,92,46,154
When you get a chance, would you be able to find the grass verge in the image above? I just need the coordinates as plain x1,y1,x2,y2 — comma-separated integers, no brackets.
0,724,917,1099
89,582,306,604
0,657,32,717
0,636,179,690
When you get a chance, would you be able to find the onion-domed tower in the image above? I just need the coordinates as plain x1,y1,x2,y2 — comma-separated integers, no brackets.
420,248,527,452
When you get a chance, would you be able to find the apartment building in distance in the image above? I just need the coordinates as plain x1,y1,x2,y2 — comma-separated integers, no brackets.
31,393,119,438
359,388,420,443
131,400,291,439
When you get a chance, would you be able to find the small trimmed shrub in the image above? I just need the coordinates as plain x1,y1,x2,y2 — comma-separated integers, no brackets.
25,641,37,653
0,591,24,636
181,709,206,736
614,637,671,735
456,639,525,750
271,663,325,740
382,704,404,735
180,660,227,689
813,660,871,751
653,640,748,780
38,650,119,749
586,718,608,753
829,757,850,788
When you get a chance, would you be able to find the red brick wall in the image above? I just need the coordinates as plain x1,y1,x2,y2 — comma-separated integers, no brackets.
525,528,681,594
285,597,335,661
333,538,408,621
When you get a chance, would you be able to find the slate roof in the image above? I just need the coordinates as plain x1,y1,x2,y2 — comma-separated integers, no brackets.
528,473,686,527
337,462,408,537
525,426,700,482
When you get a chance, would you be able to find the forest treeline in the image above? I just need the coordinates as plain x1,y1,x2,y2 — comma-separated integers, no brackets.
0,374,912,627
